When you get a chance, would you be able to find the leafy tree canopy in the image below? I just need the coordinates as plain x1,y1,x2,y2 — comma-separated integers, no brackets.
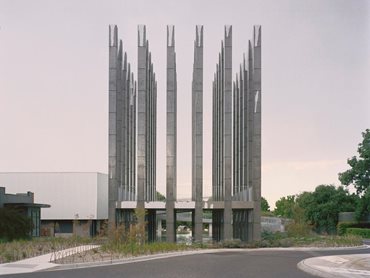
339,129,370,219
156,191,166,201
261,197,270,212
297,185,357,234
339,129,370,195
274,195,296,218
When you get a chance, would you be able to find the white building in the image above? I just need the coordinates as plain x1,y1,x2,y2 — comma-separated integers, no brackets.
0,172,108,236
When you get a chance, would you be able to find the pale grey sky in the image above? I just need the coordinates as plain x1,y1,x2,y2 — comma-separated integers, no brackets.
0,0,369,208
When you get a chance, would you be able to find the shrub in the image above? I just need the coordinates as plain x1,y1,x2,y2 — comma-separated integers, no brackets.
0,208,32,241
337,222,370,235
221,239,244,248
337,222,356,236
286,222,311,237
346,228,370,238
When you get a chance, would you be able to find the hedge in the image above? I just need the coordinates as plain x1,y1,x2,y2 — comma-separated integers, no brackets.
337,222,370,235
346,228,370,238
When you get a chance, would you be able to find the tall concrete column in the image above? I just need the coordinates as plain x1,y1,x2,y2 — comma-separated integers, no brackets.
247,40,254,204
137,25,157,205
223,25,233,241
252,25,262,241
137,25,147,210
131,77,137,201
192,25,203,243
242,55,249,202
108,25,118,229
213,53,222,204
212,26,233,241
166,25,177,243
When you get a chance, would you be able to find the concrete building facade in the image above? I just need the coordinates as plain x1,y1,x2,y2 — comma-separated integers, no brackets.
0,187,50,237
0,172,107,237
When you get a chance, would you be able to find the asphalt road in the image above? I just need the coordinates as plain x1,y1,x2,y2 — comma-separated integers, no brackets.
3,248,370,278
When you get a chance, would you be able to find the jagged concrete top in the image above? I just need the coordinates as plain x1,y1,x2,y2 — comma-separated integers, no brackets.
109,25,118,47
195,25,203,47
138,25,146,47
118,40,123,62
123,52,127,71
243,54,247,71
167,25,175,47
248,40,253,61
224,25,232,47
225,25,232,37
129,72,135,105
254,25,261,47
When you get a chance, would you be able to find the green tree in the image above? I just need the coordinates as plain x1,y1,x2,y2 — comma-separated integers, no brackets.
261,197,270,212
274,195,296,218
285,202,312,237
297,185,357,234
339,129,370,219
156,191,166,201
0,208,33,241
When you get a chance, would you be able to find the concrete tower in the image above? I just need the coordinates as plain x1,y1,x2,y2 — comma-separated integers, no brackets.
137,25,157,208
251,25,262,240
137,25,157,241
166,25,177,243
108,25,137,228
212,26,233,241
108,25,118,229
231,25,262,241
109,24,261,242
192,25,204,243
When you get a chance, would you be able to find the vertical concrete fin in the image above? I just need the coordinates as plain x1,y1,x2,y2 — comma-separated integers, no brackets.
109,25,112,46
109,24,118,47
138,25,146,47
225,25,232,38
118,40,123,61
196,25,203,47
114,25,118,46
243,53,247,71
254,25,261,47
124,52,127,71
167,25,175,47
130,72,135,105
248,40,253,68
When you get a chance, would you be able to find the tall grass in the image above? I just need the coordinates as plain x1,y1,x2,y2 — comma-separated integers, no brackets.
0,236,96,263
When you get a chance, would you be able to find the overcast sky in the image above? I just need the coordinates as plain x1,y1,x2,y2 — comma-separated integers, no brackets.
0,0,369,208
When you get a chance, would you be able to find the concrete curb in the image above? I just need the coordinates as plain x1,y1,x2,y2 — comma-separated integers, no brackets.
298,258,336,278
48,245,370,272
298,253,370,278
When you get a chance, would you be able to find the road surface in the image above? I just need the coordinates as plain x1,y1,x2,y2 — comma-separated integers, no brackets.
3,248,370,278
